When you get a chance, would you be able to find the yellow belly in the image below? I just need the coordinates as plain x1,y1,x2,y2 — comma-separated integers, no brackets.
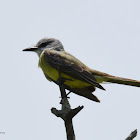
39,54,91,88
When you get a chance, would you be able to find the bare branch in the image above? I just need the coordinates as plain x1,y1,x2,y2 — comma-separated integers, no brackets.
51,82,83,140
125,129,137,140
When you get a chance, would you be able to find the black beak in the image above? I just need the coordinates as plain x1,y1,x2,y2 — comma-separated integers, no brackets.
22,47,38,51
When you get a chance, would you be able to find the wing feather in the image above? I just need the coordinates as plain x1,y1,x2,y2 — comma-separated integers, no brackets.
43,50,105,90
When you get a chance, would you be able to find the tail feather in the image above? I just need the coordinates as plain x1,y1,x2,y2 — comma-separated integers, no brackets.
92,69,140,87
64,84,100,102
102,75,140,87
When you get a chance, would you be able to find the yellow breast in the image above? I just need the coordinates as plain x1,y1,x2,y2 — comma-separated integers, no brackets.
39,52,91,88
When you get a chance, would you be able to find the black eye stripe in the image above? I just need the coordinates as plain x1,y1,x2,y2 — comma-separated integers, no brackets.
38,41,53,48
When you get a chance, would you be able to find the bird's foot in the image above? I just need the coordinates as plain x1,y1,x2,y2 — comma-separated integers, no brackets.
56,77,65,85
66,91,71,96
59,91,71,99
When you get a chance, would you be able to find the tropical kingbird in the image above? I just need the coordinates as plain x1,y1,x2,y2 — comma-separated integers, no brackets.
23,38,140,102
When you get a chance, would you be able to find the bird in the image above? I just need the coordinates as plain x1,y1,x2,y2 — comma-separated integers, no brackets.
23,38,140,102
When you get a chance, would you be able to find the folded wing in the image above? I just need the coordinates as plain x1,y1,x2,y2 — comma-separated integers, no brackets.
43,49,105,90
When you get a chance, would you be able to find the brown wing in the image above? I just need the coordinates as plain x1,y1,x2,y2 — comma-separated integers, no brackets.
43,49,105,90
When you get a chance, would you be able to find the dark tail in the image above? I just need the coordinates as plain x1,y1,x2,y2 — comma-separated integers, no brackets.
92,69,140,87
102,75,140,87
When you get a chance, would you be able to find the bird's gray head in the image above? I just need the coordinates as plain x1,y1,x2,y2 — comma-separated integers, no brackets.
23,38,64,56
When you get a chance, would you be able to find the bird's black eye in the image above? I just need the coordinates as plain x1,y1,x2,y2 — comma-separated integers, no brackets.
38,41,53,48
